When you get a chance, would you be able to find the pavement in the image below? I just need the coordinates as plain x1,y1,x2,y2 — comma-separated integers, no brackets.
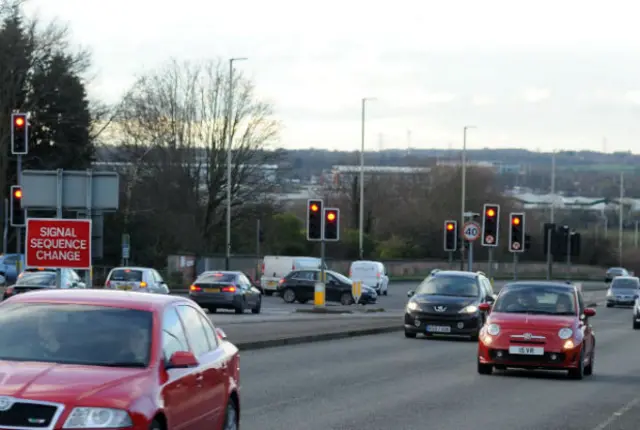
237,302,640,430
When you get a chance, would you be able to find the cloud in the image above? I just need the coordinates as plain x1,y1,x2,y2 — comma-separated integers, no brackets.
522,88,551,103
472,95,495,106
624,91,640,105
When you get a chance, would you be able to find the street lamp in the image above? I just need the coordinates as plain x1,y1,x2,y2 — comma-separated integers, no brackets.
359,97,376,260
460,126,476,269
226,57,247,270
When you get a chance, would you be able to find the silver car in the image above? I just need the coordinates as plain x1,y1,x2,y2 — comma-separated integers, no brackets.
606,276,640,307
105,267,169,294
189,271,262,314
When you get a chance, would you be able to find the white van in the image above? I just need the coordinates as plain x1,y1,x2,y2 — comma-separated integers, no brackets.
349,260,388,295
261,256,324,295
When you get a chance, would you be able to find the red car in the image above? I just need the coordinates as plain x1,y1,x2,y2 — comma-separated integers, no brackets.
0,289,240,429
477,281,596,379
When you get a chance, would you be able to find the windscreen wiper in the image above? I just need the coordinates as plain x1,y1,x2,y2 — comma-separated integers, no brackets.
99,361,145,367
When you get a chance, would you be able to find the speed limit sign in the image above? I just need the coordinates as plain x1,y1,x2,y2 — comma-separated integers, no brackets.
462,221,481,241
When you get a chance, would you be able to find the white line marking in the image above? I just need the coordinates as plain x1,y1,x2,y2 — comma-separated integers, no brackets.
590,397,640,430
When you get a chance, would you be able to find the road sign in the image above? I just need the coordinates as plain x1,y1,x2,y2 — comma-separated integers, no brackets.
485,235,495,244
462,221,481,241
26,218,92,269
352,280,362,304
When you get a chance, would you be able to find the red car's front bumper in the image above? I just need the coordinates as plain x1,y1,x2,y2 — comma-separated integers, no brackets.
478,334,583,370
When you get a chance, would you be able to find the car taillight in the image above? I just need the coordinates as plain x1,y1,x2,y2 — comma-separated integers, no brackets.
292,264,295,271
221,286,236,292
140,281,147,288
6,286,13,295
105,280,111,287
261,263,265,273
190,284,201,292
278,278,285,285
376,272,380,278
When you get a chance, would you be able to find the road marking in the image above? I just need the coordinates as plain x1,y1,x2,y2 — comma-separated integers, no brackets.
590,397,640,430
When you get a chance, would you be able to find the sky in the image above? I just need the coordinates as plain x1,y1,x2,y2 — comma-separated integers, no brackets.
22,0,640,152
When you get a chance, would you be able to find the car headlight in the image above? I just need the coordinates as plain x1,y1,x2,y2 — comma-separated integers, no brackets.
459,305,478,314
406,302,419,311
558,328,573,339
63,407,132,428
486,324,500,336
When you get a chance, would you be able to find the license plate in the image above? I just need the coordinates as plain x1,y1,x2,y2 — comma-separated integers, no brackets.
117,285,132,290
426,325,451,333
267,281,276,286
205,288,220,293
508,346,544,355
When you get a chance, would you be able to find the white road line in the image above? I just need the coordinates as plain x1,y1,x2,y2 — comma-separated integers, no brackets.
590,397,640,430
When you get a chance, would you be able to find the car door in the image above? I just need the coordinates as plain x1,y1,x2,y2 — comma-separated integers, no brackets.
288,271,315,300
160,306,202,430
177,305,227,427
325,273,346,302
238,274,258,306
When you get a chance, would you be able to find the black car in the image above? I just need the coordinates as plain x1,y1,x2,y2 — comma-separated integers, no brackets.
404,270,496,340
278,269,377,305
189,271,262,314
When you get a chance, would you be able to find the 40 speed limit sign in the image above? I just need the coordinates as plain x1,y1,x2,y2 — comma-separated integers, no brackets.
462,221,481,241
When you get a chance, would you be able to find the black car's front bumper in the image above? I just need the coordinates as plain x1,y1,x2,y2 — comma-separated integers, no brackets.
607,296,636,306
404,310,482,336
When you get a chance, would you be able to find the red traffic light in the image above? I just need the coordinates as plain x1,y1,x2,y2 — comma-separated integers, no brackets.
446,223,454,231
512,217,521,225
486,208,495,217
310,203,319,212
326,211,336,222
13,189,22,199
14,116,25,127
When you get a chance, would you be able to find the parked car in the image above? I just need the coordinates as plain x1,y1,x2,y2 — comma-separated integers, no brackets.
277,269,377,305
105,267,169,294
0,288,240,429
190,271,262,314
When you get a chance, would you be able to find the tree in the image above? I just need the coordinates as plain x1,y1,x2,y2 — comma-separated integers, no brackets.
114,59,281,263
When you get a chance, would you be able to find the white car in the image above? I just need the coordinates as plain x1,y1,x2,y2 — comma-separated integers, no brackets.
105,266,169,294
349,260,389,296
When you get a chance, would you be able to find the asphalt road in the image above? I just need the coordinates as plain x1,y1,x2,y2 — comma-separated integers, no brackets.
238,303,640,430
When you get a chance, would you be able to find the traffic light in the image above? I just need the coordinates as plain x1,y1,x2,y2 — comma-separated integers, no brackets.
10,185,25,227
481,203,500,246
509,213,525,252
570,232,581,257
324,208,339,241
11,113,28,155
524,234,531,250
444,220,457,251
306,199,323,240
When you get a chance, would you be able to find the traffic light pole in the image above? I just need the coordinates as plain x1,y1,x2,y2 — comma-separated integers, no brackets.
316,238,326,309
467,242,473,272
487,248,493,279
513,252,518,280
15,154,22,261
566,232,572,281
448,251,453,269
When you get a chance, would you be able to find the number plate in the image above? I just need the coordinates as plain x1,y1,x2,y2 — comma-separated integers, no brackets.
267,281,276,286
426,325,451,333
508,346,544,355
117,285,132,290
205,288,220,293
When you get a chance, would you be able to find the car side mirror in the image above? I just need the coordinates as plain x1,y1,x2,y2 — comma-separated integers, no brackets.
407,290,414,297
167,351,198,369
478,303,492,312
215,328,228,340
583,308,596,317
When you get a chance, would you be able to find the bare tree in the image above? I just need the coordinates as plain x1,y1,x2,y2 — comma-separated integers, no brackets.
117,59,280,255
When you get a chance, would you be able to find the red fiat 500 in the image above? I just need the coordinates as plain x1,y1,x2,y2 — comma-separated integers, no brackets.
0,289,240,429
477,281,595,379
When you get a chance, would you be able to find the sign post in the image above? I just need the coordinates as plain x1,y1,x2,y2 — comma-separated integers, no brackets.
26,218,92,270
462,221,481,271
352,280,362,304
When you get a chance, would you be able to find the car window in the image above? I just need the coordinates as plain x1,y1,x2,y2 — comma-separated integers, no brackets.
153,270,164,283
176,305,211,357
414,275,479,297
198,314,218,350
16,273,56,286
577,291,585,314
493,285,576,315
162,307,189,360
197,273,237,284
611,278,639,289
292,271,315,281
109,269,144,282
483,278,494,296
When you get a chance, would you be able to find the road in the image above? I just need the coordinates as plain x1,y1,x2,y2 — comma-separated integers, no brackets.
206,280,607,323
238,303,640,430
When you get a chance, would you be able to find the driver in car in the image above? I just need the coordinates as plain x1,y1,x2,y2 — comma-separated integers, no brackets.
116,326,149,363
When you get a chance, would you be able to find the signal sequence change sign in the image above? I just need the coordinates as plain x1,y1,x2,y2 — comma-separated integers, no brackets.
26,218,92,269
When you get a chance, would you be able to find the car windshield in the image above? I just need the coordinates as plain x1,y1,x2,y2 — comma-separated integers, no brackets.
493,285,576,315
0,303,152,367
16,273,56,286
330,271,352,284
607,268,626,275
414,275,479,297
110,269,143,282
611,279,639,289
198,273,237,283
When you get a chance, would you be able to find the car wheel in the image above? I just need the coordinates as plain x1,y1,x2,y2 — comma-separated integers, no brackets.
568,348,585,380
223,398,238,430
404,330,417,338
340,292,353,305
282,288,296,303
477,359,492,375
234,299,245,314
634,318,640,329
606,303,614,308
149,419,162,430
252,297,261,314
584,348,594,376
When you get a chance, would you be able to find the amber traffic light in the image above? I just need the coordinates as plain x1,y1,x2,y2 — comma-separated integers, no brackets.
307,199,323,240
10,113,28,155
444,220,457,251
509,213,525,252
10,185,25,226
324,208,339,241
481,203,500,247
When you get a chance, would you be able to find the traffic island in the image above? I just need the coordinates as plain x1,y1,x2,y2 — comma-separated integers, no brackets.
295,308,352,314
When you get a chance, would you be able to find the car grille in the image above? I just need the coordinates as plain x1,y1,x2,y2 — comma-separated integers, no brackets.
0,399,60,428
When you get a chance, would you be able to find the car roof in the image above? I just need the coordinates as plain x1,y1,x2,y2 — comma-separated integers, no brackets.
501,281,576,290
4,289,190,312
198,271,240,278
432,270,478,279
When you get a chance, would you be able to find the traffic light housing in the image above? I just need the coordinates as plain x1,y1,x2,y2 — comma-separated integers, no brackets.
324,208,339,241
10,185,25,227
306,199,323,240
11,113,28,155
570,232,580,257
444,220,457,251
481,204,500,246
509,213,525,252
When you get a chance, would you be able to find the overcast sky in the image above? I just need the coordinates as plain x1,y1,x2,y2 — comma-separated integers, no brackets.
23,0,640,152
